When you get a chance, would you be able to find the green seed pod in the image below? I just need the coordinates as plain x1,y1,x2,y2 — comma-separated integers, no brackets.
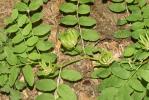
139,33,149,51
59,29,79,50
98,51,114,66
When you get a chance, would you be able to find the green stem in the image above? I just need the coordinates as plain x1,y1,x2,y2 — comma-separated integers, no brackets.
60,56,98,68
54,67,62,99
123,62,143,86
13,62,39,67
76,0,86,55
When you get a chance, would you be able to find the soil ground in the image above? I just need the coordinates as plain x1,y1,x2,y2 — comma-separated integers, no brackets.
0,0,134,99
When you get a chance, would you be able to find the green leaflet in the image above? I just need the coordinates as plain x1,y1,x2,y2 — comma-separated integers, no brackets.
13,43,27,54
57,84,77,100
138,0,146,7
29,0,43,11
6,24,19,33
84,44,98,56
12,33,24,44
128,5,140,13
0,53,6,61
28,52,41,60
114,29,131,39
61,69,82,81
17,15,28,27
0,62,9,74
4,17,14,25
60,15,78,25
79,16,96,26
31,12,43,23
22,65,34,86
36,40,54,51
117,18,127,26
129,78,145,92
60,3,77,13
0,75,8,86
99,87,118,100
131,91,146,100
6,53,18,65
82,29,100,41
131,22,144,30
138,69,149,82
26,36,39,46
111,63,130,79
79,0,94,4
35,79,57,92
126,0,134,3
108,3,126,13
15,2,29,11
134,51,149,61
126,13,143,21
8,67,20,87
22,23,32,36
15,80,26,90
123,46,136,57
35,93,55,100
91,68,111,78
78,4,90,14
11,9,18,21
41,53,57,63
142,5,149,18
33,24,51,36
131,29,146,39
112,0,124,2
114,86,132,100
10,89,22,100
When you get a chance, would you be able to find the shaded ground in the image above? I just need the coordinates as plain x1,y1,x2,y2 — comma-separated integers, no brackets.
0,0,132,100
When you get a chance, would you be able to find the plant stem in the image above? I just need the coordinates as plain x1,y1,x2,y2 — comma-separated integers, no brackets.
54,67,62,99
123,62,143,86
76,0,86,55
13,62,39,67
60,56,98,68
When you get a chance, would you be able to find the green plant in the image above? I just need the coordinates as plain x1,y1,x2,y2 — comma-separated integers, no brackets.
0,0,85,99
91,0,149,100
59,0,100,55
1,0,149,99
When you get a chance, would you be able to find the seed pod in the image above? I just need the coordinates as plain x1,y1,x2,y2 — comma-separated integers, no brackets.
99,51,114,66
59,29,79,50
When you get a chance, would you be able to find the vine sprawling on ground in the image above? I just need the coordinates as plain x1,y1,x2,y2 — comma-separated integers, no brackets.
92,0,149,100
0,0,149,99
